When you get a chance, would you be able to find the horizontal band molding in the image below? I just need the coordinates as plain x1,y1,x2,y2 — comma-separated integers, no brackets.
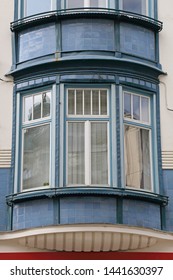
162,151,173,169
0,150,11,168
11,9,163,32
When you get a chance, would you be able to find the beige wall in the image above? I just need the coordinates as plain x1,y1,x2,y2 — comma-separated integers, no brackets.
158,0,173,168
0,0,13,166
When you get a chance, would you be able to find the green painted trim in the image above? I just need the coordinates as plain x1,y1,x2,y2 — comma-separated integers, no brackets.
6,187,168,206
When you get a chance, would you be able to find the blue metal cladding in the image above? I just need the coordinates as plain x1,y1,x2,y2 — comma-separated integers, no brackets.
120,23,155,60
0,168,10,231
163,170,173,231
18,23,56,62
62,19,115,52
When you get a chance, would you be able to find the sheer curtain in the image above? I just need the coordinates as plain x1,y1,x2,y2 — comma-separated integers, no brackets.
68,122,85,184
91,122,108,185
124,125,151,190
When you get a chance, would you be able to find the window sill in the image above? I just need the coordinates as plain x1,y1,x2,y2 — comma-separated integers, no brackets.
6,187,168,206
11,9,162,32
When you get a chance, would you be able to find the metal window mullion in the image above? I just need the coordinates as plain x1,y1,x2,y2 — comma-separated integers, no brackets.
85,121,90,185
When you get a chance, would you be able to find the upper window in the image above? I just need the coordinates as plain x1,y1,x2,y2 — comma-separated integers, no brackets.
66,0,107,9
23,0,53,17
121,0,154,17
66,88,109,186
124,92,152,191
22,91,51,190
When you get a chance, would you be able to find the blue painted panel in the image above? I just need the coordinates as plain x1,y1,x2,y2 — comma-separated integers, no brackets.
120,23,155,60
163,170,173,231
13,199,54,230
19,24,56,62
62,19,115,52
0,168,10,231
123,199,161,229
60,197,117,224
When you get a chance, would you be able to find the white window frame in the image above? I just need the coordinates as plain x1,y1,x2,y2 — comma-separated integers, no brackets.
66,88,110,187
21,90,52,191
123,91,153,192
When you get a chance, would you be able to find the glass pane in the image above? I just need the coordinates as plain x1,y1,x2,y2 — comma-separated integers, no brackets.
25,0,52,16
67,0,84,9
24,96,33,122
100,90,107,115
68,122,85,184
68,90,75,115
43,91,51,118
92,90,99,115
141,97,149,123
23,125,50,190
124,93,131,119
76,90,83,115
91,123,108,185
133,95,140,120
84,90,91,115
124,125,151,190
122,0,145,14
33,94,42,120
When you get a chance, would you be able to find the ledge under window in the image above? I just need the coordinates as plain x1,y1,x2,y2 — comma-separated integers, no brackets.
6,187,168,206
11,9,163,32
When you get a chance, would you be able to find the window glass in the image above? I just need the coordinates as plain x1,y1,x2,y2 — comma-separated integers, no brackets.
141,97,149,123
91,122,108,184
122,0,146,15
24,0,52,17
19,24,56,62
62,19,114,52
23,125,50,190
124,93,131,119
66,0,107,8
120,23,155,61
67,88,109,186
124,125,151,190
68,122,85,185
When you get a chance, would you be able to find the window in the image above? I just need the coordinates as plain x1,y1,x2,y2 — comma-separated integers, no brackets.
66,88,109,186
66,0,107,9
121,0,148,15
124,92,152,191
23,0,53,17
22,91,51,190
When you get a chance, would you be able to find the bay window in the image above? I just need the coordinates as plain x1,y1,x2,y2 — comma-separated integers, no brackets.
66,88,109,186
121,0,153,16
22,91,51,190
124,92,152,191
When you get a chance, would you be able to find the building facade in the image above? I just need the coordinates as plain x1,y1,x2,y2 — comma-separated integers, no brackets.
1,0,173,252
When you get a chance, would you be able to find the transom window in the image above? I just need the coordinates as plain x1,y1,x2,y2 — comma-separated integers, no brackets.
124,91,152,191
22,91,51,190
66,88,109,186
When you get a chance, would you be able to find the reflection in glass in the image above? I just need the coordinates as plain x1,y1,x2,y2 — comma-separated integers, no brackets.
68,90,75,115
33,94,42,120
66,0,84,8
68,122,85,184
122,0,146,15
133,95,140,120
141,97,149,123
25,0,52,16
91,122,108,185
24,96,33,122
43,91,51,118
124,93,131,119
124,125,151,190
23,124,50,189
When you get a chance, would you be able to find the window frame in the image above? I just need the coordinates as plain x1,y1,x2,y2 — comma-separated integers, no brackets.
123,90,153,192
65,87,110,187
20,89,53,192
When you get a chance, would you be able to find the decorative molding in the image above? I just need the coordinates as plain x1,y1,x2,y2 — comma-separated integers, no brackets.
162,151,173,169
0,149,11,168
